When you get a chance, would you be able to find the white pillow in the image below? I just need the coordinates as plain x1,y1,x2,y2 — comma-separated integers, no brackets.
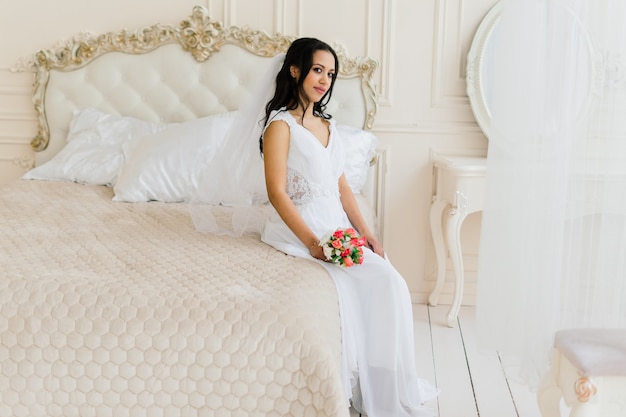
113,111,238,203
336,124,378,193
22,108,163,186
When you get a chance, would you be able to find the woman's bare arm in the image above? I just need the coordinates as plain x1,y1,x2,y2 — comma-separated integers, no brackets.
263,120,327,260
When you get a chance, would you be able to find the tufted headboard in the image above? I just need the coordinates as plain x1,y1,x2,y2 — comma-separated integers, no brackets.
27,5,379,166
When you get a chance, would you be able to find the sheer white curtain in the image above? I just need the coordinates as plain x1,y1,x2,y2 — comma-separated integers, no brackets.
476,0,626,387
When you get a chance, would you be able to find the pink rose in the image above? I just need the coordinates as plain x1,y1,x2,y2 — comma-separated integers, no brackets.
344,257,354,267
345,227,357,236
331,239,343,249
333,229,344,239
351,238,366,247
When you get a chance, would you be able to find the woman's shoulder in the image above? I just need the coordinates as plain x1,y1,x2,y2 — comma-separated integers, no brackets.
267,108,294,126
263,108,292,140
266,107,336,129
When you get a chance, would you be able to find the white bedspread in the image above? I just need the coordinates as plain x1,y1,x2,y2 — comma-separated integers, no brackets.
0,180,346,417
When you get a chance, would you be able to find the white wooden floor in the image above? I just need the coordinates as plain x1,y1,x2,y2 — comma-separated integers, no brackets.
351,304,543,417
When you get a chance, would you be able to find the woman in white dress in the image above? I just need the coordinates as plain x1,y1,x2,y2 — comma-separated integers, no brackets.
259,37,438,417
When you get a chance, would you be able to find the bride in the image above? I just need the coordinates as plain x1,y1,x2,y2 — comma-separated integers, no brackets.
258,37,438,417
191,37,438,416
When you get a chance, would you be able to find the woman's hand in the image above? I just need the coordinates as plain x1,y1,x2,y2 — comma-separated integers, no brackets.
364,234,385,258
309,241,329,261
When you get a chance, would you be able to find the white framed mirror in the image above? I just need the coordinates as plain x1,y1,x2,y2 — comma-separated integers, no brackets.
466,2,501,140
466,2,595,141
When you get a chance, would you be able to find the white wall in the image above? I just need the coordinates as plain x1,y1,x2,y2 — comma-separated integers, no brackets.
0,0,497,304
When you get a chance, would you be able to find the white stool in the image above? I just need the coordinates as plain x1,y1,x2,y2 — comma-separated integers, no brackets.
538,329,626,417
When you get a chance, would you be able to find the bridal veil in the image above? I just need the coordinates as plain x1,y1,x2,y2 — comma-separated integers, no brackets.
189,54,286,235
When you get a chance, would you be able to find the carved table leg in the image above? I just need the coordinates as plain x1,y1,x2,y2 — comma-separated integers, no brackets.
428,198,448,307
445,205,467,327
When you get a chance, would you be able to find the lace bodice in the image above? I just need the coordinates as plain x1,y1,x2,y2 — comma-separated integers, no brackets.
266,110,345,207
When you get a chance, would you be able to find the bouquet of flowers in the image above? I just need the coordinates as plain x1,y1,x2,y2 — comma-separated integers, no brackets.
319,227,367,267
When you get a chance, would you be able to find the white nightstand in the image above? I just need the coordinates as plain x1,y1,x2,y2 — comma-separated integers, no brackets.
428,152,487,327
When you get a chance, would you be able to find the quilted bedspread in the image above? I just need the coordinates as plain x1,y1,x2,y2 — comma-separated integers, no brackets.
0,180,347,417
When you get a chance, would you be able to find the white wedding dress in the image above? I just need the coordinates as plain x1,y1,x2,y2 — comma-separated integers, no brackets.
261,109,438,417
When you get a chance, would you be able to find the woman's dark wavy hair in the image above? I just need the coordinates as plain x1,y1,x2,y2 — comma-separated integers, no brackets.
260,37,339,153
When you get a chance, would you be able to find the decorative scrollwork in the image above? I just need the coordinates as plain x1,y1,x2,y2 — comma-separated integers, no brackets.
449,191,468,216
12,158,35,172
574,376,597,402
592,50,626,92
179,7,225,61
18,4,379,150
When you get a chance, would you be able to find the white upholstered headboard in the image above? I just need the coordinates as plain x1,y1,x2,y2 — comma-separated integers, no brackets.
24,6,386,239
28,6,378,166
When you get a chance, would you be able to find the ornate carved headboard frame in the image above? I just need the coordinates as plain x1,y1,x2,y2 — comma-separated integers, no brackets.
24,5,379,158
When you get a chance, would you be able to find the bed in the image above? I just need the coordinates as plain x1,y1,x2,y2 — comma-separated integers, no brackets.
0,6,382,417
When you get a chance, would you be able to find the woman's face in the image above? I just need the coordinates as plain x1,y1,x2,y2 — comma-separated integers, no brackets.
294,50,336,103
